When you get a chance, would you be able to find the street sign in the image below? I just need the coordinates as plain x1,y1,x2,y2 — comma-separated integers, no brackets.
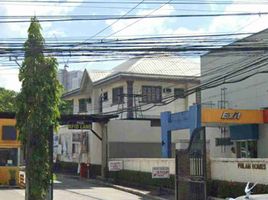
108,161,123,171
152,166,170,178
68,123,92,130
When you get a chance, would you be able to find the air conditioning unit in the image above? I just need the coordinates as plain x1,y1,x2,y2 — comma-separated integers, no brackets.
163,88,172,93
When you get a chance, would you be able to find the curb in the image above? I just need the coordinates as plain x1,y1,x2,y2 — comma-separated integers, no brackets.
58,174,169,200
0,185,20,189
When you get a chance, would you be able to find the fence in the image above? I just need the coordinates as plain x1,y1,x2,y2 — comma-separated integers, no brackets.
109,158,175,174
211,158,268,184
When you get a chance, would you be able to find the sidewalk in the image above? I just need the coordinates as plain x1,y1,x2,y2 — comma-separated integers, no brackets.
57,174,174,200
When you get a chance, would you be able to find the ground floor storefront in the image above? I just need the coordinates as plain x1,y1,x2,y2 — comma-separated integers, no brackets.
0,117,21,186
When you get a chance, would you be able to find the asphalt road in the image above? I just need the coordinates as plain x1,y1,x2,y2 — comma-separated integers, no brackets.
0,176,149,200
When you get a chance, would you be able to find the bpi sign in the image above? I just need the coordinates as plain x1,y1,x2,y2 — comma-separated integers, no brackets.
221,111,241,120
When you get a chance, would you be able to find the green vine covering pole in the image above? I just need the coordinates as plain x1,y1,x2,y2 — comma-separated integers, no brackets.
16,17,62,200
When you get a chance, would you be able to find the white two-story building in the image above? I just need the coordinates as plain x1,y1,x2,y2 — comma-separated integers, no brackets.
57,56,200,172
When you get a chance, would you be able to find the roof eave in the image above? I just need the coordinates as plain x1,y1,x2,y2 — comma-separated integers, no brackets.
93,72,200,86
62,88,81,99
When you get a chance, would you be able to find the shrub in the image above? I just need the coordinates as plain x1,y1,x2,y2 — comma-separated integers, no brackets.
207,180,268,198
108,170,174,189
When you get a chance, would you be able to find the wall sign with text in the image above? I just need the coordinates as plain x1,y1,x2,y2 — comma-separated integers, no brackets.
108,161,123,171
237,162,266,170
68,123,92,130
152,167,170,179
221,112,241,120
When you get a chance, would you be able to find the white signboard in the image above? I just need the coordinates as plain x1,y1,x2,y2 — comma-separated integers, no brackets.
152,167,170,179
108,161,123,171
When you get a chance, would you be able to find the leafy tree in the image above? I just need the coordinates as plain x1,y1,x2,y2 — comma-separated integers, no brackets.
16,17,61,200
59,99,73,115
0,87,17,112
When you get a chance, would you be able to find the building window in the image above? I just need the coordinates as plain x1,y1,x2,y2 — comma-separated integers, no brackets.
142,86,162,103
236,140,257,158
2,126,17,140
87,98,92,104
103,92,108,102
72,143,80,154
215,137,233,146
174,88,185,98
79,98,87,113
112,87,124,104
196,89,201,104
0,148,18,166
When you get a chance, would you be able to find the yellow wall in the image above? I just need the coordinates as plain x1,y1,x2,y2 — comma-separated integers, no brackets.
0,166,19,185
0,118,20,148
0,118,20,185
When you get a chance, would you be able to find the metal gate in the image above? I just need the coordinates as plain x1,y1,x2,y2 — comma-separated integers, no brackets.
175,127,207,200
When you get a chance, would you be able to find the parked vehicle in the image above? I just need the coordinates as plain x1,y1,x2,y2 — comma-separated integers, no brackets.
229,182,268,200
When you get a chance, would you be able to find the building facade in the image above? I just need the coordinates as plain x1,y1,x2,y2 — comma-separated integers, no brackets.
200,29,268,183
57,56,200,168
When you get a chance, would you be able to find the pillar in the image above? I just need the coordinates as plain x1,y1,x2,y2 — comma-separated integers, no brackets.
161,111,172,158
101,122,108,179
127,80,134,119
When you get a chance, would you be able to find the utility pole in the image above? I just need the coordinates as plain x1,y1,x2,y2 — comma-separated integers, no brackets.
48,126,54,200
101,122,108,179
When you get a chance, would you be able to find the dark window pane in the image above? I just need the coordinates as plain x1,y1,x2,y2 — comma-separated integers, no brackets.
103,92,108,101
2,126,17,140
72,143,76,154
142,86,162,103
174,88,185,98
0,148,18,166
142,87,147,102
112,87,124,104
79,98,87,112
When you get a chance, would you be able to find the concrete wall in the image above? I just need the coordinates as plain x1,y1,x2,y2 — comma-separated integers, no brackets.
94,81,128,117
205,127,234,158
108,119,189,142
257,124,268,158
90,123,102,165
211,158,268,184
201,31,268,110
93,79,197,118
107,119,190,158
109,158,175,174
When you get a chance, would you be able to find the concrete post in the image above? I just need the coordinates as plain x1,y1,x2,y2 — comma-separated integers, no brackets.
101,122,108,179
127,80,134,119
161,112,172,158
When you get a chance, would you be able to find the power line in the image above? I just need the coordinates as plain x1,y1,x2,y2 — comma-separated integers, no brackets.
0,12,267,23
103,0,173,39
2,0,268,5
71,0,146,48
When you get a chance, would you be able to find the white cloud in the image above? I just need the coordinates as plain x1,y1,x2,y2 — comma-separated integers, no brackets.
46,29,67,38
0,68,20,92
105,4,176,38
208,1,268,33
0,1,83,91
2,0,83,37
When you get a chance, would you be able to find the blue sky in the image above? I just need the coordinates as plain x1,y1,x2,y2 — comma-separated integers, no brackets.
0,0,268,91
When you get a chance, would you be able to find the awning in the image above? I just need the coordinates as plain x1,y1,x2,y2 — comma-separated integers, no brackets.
230,124,259,140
